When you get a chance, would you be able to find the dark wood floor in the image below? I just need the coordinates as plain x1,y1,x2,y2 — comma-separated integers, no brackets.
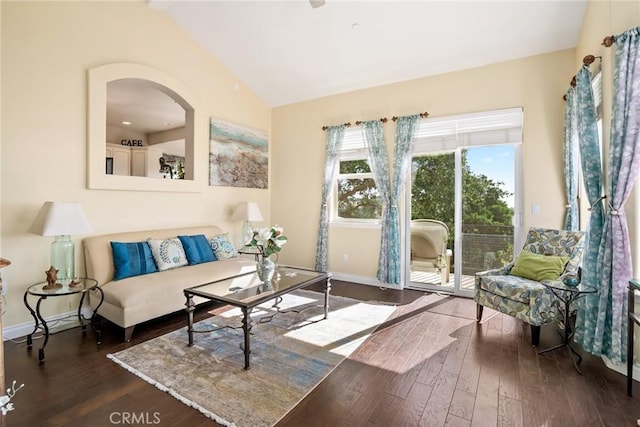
4,281,640,426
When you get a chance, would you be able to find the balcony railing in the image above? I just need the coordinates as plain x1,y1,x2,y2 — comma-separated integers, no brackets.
460,225,514,275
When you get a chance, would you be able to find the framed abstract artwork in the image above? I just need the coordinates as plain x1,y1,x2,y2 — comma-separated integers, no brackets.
209,118,268,189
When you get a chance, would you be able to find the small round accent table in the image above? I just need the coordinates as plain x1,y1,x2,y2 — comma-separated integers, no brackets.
538,279,597,374
23,278,104,363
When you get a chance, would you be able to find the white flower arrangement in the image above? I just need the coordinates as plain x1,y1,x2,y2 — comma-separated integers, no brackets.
244,225,288,258
0,381,24,415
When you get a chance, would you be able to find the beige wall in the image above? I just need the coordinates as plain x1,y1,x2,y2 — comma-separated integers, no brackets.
272,49,576,282
0,1,271,327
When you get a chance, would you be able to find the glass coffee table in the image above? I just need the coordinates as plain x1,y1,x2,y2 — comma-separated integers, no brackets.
184,266,331,369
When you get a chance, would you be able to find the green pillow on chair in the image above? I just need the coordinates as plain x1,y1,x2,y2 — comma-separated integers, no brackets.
509,251,569,281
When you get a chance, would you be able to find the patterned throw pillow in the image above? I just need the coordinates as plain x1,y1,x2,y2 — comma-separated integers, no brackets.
147,238,188,271
110,241,158,280
178,234,217,265
208,234,238,260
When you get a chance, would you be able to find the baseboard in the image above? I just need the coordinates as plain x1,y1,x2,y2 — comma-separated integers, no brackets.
3,310,81,341
329,272,403,290
602,355,640,381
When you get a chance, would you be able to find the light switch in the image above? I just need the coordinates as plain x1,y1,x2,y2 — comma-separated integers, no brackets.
532,204,541,215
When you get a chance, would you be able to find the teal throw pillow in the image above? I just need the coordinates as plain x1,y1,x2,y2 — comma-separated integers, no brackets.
509,250,569,281
209,234,238,260
111,241,158,280
178,234,217,265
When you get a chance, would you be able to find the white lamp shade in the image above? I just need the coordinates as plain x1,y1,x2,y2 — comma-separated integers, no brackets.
28,202,94,236
231,202,264,222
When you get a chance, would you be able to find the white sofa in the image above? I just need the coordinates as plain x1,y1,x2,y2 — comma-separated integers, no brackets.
82,225,255,341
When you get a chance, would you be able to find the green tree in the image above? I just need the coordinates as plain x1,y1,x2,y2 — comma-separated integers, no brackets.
411,154,456,226
337,160,381,219
338,153,513,237
411,151,513,249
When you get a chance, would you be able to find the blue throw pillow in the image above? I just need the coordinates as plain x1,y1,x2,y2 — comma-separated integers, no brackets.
178,234,217,265
111,241,158,280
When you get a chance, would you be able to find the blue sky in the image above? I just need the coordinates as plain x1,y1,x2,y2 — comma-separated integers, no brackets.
465,145,515,208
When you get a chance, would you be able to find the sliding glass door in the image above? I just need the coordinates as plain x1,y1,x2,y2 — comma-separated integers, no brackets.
409,152,456,292
459,145,517,295
405,108,522,296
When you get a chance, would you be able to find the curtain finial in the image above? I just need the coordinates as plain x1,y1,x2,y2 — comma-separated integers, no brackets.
602,35,615,47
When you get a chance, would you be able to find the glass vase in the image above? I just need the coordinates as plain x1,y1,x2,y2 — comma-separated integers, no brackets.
256,256,276,282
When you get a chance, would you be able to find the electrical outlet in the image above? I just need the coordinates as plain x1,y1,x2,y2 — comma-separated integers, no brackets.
342,253,349,262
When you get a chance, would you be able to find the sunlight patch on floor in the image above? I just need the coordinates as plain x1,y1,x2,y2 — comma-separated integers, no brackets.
409,270,475,291
284,302,396,356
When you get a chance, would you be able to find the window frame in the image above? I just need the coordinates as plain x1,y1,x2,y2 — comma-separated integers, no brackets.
331,130,382,224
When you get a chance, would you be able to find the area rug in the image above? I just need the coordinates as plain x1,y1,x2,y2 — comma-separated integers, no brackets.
107,290,396,427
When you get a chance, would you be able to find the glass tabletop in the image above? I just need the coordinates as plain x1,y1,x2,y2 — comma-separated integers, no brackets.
541,279,597,294
185,266,328,306
27,278,98,296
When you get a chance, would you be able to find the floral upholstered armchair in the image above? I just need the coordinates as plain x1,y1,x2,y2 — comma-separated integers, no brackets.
474,227,586,345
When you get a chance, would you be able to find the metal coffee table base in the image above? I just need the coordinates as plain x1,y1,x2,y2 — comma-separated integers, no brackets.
186,273,331,370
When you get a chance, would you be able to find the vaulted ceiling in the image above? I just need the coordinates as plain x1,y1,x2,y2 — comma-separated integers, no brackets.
150,0,588,107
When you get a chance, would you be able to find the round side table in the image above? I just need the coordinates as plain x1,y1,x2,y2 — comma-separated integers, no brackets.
23,278,104,362
538,279,597,374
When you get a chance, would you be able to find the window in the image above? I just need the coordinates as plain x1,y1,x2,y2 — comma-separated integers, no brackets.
592,70,604,150
577,69,604,230
333,130,381,221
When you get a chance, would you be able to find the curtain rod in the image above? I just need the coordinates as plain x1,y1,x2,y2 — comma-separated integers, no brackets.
562,55,601,101
321,112,429,131
603,25,640,46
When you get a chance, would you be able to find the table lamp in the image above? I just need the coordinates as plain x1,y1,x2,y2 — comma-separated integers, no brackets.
28,202,93,281
231,202,263,245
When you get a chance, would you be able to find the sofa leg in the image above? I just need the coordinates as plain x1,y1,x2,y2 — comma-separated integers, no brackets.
123,326,135,342
476,304,484,322
531,325,540,346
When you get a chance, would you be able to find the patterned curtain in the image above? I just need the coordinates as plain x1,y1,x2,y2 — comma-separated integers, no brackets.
361,120,392,283
315,125,345,272
592,27,640,364
563,87,580,231
573,64,606,351
387,115,420,284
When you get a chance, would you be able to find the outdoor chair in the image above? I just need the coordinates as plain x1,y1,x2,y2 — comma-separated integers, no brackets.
410,219,451,284
474,227,586,345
